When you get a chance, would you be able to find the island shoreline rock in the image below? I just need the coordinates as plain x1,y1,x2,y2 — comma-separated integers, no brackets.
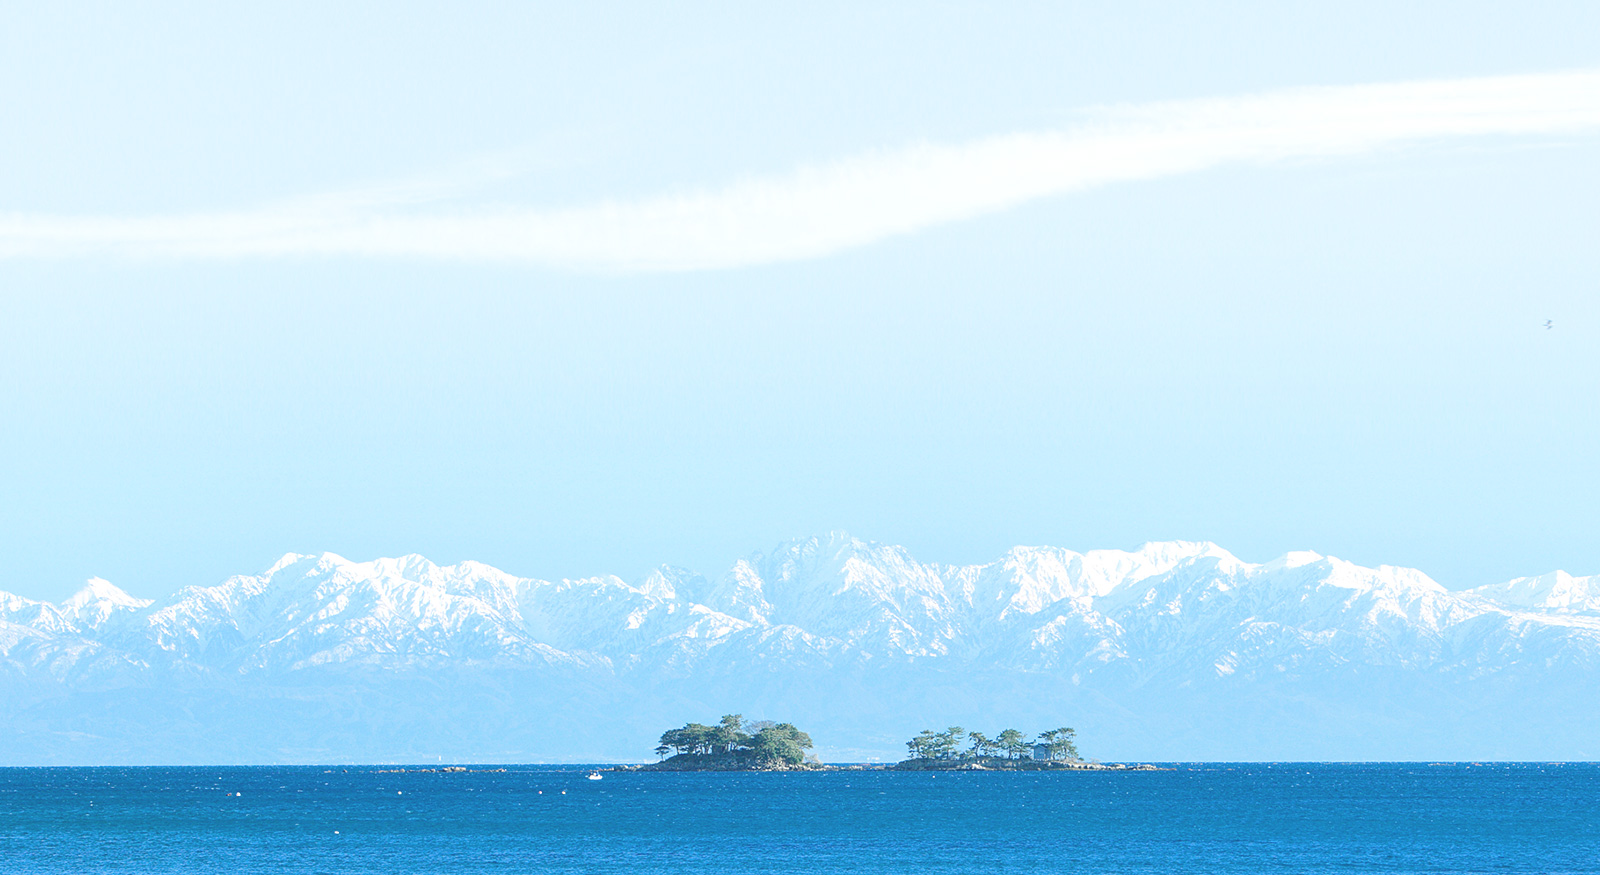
621,758,1160,772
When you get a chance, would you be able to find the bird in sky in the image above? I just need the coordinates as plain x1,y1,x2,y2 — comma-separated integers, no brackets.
1545,320,1554,329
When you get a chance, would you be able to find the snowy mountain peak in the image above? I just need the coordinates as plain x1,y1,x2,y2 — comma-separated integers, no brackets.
1262,549,1326,571
1125,539,1231,562
62,577,150,611
56,577,152,631
772,530,875,562
635,566,700,601
266,552,314,574
1468,570,1600,615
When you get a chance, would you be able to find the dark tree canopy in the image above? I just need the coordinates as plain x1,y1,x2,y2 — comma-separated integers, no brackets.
655,715,815,767
904,725,1082,763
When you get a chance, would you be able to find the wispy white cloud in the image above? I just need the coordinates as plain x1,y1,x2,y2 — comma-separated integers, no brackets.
5,70,1600,271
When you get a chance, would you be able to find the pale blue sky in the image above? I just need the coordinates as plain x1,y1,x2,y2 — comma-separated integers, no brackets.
3,2,1598,600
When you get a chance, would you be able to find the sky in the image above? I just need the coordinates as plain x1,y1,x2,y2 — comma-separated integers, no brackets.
2,1,1598,602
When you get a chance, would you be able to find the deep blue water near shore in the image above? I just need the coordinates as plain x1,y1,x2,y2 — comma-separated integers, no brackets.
3,763,1598,874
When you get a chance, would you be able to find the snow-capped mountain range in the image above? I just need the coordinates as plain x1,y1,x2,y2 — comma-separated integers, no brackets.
6,533,1597,682
3,533,1597,764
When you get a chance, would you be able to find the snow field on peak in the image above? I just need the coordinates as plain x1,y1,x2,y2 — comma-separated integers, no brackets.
1466,571,1600,615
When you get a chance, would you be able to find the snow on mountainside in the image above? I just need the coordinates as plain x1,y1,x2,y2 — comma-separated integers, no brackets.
2,533,1597,685
1466,571,1600,615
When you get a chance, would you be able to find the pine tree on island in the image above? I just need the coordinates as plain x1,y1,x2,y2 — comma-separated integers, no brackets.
899,726,1084,769
644,714,819,771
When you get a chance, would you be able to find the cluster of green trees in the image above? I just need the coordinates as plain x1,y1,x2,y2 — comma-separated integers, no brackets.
904,726,1079,762
655,715,815,766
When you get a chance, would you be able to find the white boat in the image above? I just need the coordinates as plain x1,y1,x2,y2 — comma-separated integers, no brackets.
586,771,603,780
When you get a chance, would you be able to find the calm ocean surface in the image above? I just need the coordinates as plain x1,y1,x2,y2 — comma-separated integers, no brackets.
2,763,1597,874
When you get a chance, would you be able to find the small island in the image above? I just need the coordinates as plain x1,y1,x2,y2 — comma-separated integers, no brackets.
895,725,1147,770
628,717,1154,771
639,714,822,771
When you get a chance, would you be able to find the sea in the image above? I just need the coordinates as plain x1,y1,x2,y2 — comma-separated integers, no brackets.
2,763,1597,874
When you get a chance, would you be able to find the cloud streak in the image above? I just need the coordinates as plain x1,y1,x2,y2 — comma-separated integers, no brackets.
5,69,1600,271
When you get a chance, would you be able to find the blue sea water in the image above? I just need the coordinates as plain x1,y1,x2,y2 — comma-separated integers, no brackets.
2,763,1598,874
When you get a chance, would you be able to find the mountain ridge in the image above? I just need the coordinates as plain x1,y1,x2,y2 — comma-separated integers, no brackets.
3,533,1597,764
